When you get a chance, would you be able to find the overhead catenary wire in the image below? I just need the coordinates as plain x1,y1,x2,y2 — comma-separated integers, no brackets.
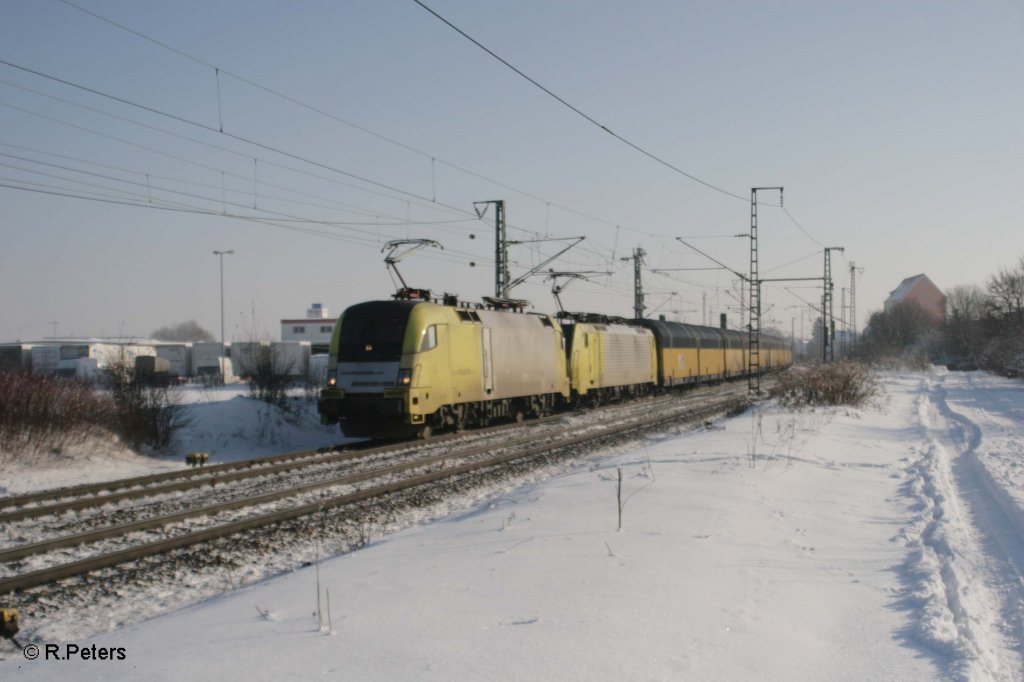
411,0,749,203
0,149,477,230
5,7,837,314
58,0,796,262
32,4,834,270
0,70,616,265
0,93,465,225
53,0,662,246
46,0,635,256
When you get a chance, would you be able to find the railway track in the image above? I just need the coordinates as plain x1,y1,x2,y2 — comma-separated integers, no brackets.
0,382,757,599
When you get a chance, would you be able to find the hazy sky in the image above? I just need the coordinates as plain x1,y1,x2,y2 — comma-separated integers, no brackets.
1,0,1021,343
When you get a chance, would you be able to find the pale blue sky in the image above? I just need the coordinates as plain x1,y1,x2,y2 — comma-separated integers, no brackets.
1,0,1021,342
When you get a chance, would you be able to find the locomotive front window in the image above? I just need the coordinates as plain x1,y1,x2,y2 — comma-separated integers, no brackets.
338,316,409,362
419,325,437,352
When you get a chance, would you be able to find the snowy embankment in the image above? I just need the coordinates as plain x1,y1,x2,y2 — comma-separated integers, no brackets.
2,370,1024,681
0,385,353,496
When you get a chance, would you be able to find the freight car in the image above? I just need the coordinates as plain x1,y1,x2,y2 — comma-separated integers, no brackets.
635,320,792,386
319,297,792,439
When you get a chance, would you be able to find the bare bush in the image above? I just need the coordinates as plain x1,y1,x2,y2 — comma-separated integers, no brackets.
107,360,186,451
243,345,295,409
773,362,879,407
0,372,113,455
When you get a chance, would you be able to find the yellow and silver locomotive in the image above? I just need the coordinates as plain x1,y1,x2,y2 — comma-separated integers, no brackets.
319,298,569,438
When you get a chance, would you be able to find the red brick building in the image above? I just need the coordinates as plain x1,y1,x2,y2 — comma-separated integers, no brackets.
884,274,946,324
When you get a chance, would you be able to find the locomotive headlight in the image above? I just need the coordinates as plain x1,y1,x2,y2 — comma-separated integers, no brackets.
397,368,412,386
327,370,336,387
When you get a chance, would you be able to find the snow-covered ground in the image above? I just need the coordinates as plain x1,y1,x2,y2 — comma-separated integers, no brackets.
0,386,353,496
3,369,1024,680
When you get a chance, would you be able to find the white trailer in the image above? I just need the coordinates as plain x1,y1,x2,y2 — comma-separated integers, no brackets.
58,342,156,370
31,345,62,375
0,344,31,372
308,353,328,385
229,341,268,378
191,342,226,377
270,341,311,379
218,357,239,384
55,357,100,380
155,344,192,378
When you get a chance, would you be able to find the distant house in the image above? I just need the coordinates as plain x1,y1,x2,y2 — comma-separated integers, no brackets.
884,274,946,324
280,303,335,354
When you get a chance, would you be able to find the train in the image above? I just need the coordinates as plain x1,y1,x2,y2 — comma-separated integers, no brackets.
318,295,792,439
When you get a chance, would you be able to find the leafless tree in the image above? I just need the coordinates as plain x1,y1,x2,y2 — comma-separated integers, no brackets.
985,256,1024,322
151,320,215,342
943,285,989,369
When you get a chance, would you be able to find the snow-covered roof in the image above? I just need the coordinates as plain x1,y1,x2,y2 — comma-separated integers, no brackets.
885,273,934,304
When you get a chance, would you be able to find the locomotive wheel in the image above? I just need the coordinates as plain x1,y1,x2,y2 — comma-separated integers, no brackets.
514,409,525,424
419,424,433,439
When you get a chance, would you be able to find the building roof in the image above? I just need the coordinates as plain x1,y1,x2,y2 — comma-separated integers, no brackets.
280,319,336,325
885,274,937,304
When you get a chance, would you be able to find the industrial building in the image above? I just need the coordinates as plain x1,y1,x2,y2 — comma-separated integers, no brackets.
279,303,335,354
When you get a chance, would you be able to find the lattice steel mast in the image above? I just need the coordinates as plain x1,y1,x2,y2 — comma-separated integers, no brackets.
621,247,647,320
749,187,783,394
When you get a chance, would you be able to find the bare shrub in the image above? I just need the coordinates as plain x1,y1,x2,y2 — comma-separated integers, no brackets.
244,345,295,409
773,362,879,407
107,360,186,451
0,372,113,455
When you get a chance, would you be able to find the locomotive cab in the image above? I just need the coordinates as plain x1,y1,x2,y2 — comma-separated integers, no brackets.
319,300,420,437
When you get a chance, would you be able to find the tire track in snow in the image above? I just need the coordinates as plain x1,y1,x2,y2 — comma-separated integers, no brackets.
900,374,1023,681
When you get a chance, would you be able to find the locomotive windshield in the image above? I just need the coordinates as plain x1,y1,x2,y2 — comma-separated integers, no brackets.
337,302,415,362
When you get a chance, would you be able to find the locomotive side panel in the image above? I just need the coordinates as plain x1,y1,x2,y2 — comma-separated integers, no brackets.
567,323,655,395
475,310,568,400
599,325,657,388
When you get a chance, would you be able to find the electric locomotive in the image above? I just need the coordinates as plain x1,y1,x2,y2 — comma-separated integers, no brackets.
318,296,569,438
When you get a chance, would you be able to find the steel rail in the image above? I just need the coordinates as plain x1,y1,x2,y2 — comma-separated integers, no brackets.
0,444,353,511
0,392,686,523
0,389,749,595
0,423,508,512
0,417,595,563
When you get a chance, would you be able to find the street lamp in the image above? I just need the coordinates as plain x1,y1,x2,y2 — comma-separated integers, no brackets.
213,250,234,382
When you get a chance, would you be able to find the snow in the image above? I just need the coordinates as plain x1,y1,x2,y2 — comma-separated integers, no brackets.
0,386,353,495
3,369,1024,680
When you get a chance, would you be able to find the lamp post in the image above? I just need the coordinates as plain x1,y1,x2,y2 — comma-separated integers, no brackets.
213,250,234,382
